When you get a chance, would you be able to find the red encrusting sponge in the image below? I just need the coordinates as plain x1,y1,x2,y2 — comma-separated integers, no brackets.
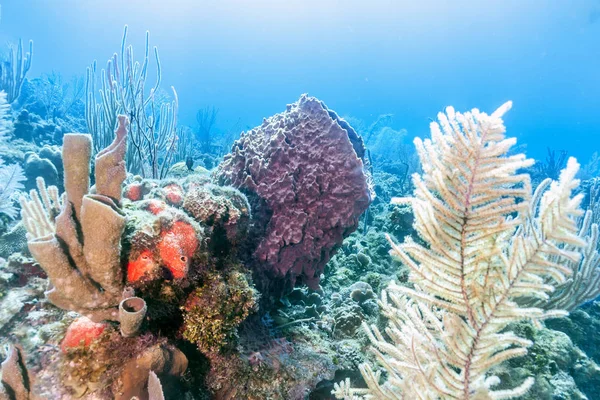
61,316,107,353
158,221,199,279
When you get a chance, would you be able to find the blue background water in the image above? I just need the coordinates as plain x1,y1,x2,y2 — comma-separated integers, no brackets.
1,0,599,163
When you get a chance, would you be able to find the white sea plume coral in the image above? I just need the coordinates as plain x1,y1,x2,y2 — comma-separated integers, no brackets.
0,91,11,141
334,102,590,400
0,91,26,219
19,177,63,238
0,158,25,219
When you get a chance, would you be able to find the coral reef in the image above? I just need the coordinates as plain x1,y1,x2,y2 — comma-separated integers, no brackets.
205,340,336,399
22,145,63,191
496,322,600,400
546,300,600,366
13,88,599,400
12,98,357,398
216,94,372,293
44,325,188,399
0,140,38,169
13,110,67,144
123,189,206,285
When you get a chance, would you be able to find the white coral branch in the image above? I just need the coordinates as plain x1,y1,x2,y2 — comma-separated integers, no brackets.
336,102,594,400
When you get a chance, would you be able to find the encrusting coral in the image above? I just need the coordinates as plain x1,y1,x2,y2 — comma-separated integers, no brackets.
181,270,258,355
182,183,251,248
19,115,129,321
334,102,597,399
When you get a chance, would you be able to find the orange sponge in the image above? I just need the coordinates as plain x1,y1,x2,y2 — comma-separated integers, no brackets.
61,316,106,353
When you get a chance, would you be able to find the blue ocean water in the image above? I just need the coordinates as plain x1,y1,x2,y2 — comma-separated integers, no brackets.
1,0,598,162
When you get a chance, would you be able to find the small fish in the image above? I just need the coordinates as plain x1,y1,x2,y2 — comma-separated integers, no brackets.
185,156,194,171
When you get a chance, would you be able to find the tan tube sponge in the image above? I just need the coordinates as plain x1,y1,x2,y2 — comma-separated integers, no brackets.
80,194,125,298
61,133,92,222
0,345,33,400
27,234,99,308
21,116,130,322
116,343,187,400
119,296,147,337
95,115,129,201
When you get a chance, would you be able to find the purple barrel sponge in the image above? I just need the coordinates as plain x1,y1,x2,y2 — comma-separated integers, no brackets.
216,94,372,292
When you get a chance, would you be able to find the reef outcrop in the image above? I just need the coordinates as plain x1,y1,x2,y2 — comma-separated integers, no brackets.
12,95,373,399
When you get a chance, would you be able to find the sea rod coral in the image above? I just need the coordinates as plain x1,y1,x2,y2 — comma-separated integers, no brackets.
334,102,595,399
86,26,180,178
